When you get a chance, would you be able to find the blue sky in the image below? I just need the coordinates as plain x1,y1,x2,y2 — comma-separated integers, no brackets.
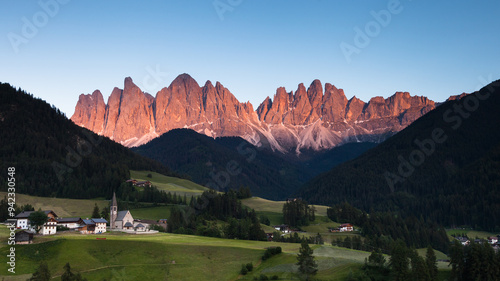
1,0,499,117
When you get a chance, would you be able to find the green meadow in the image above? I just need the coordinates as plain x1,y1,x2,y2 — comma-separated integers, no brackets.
0,228,374,281
130,170,209,196
0,192,108,218
241,197,330,217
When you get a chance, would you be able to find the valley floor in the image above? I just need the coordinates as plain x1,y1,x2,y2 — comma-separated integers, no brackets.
0,225,451,281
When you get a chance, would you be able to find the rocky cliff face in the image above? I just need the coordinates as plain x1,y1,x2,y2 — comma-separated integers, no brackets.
71,74,435,154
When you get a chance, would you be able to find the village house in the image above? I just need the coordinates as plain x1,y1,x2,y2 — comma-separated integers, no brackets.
456,236,470,246
15,210,58,235
126,179,152,187
15,230,34,244
56,217,84,230
339,223,354,232
92,218,107,233
273,224,291,234
135,180,152,187
488,236,498,245
78,219,96,234
41,217,57,235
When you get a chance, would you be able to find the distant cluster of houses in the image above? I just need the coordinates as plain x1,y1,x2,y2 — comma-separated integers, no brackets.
13,210,108,244
11,192,167,244
454,235,500,251
14,210,107,235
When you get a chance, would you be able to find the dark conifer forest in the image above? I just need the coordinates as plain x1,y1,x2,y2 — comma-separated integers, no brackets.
297,80,500,232
0,83,177,199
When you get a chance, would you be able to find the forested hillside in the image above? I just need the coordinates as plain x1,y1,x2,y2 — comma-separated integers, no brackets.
0,83,177,199
297,80,500,231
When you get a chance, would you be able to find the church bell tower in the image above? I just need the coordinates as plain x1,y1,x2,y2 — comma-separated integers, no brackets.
110,192,117,229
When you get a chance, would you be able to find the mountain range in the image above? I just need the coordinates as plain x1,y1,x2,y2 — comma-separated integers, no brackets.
71,74,436,154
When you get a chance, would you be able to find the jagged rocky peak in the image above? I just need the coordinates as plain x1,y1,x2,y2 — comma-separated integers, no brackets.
71,74,437,153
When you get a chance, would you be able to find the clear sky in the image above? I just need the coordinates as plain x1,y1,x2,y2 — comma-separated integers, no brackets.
1,0,499,117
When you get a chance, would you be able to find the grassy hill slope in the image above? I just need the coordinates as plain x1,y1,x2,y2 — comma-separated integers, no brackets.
130,170,209,196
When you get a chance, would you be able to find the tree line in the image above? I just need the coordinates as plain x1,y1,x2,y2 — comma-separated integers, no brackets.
449,240,500,280
348,242,439,281
282,199,315,228
167,190,267,241
327,202,450,253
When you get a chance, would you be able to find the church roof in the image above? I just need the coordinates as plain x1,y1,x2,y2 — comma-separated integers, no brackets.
116,210,130,222
124,222,134,227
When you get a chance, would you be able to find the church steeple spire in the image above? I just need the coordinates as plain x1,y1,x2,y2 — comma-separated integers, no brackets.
110,191,118,229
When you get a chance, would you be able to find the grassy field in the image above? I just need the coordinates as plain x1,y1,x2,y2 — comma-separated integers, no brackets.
0,192,108,218
129,205,174,221
130,170,209,196
0,226,383,281
241,197,329,217
446,229,497,240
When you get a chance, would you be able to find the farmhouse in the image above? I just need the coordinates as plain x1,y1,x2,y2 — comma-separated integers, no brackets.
339,223,354,232
56,217,84,229
488,236,498,244
92,218,107,233
456,236,470,246
135,180,152,187
41,217,57,235
15,210,58,235
126,179,152,187
79,219,95,234
273,224,291,234
15,230,34,244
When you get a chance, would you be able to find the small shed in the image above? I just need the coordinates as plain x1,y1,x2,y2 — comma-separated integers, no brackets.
15,230,34,244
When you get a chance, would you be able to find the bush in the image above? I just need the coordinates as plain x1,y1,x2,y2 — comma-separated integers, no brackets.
259,274,269,280
56,225,69,231
246,262,253,272
271,275,279,280
149,224,166,232
262,246,282,260
240,264,248,275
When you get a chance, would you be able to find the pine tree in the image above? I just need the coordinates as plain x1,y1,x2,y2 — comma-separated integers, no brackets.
61,263,75,281
390,240,409,281
28,261,51,281
91,203,100,218
449,240,464,281
296,240,318,280
409,248,430,281
425,245,438,281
